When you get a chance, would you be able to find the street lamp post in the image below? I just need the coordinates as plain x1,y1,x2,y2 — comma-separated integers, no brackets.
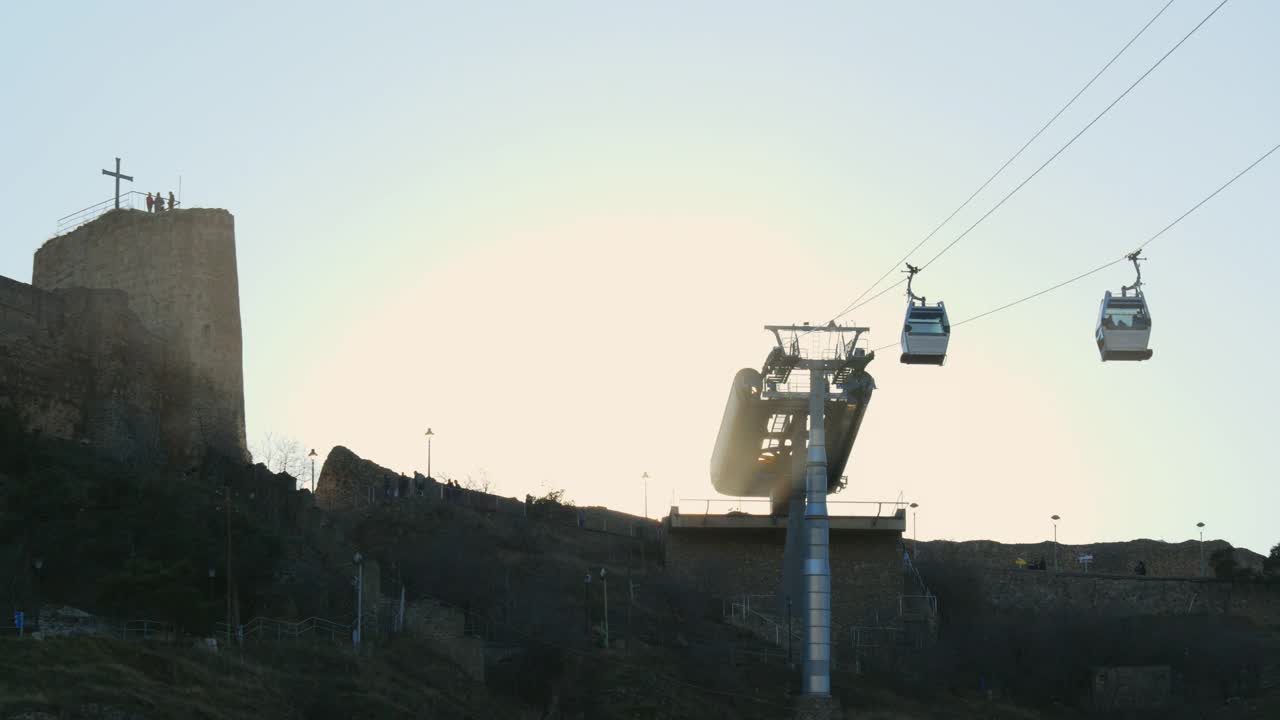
424,428,435,478
909,502,919,558
642,472,650,520
32,558,43,626
353,552,364,651
308,449,318,493
600,568,609,649
1197,522,1206,577
1051,515,1061,572
583,571,592,634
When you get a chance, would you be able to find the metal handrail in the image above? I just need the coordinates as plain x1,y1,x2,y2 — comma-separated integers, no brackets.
1,611,180,642
54,192,152,235
728,602,795,646
53,191,182,236
679,497,910,517
119,619,176,640
898,594,939,616
727,595,802,645
901,552,939,616
215,615,352,645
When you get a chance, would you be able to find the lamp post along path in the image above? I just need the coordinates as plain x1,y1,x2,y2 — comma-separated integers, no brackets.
1197,522,1206,577
353,552,364,650
642,472,650,520
600,568,609,649
909,502,919,558
425,428,435,478
1051,515,1061,572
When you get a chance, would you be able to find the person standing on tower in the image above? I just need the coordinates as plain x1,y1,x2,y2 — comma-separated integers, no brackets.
167,191,177,210
146,192,154,212
154,192,164,212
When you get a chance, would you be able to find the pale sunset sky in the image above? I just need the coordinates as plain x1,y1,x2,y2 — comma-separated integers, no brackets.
1,2,1275,552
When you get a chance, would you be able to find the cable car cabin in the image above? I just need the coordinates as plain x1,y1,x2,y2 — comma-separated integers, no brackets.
900,301,950,365
1096,291,1153,361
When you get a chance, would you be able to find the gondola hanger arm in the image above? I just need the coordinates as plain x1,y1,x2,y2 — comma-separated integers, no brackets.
903,264,925,304
1122,251,1144,296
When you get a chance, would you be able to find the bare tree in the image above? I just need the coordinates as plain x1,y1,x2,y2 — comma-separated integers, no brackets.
251,432,308,486
436,468,495,494
461,468,494,494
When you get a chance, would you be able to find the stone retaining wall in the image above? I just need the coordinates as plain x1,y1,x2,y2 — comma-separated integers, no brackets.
665,526,904,633
916,538,1262,578
973,569,1280,627
403,599,484,681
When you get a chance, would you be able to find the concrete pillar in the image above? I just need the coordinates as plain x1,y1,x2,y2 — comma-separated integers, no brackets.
802,368,832,697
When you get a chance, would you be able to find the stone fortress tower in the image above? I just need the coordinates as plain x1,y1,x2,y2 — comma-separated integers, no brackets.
30,207,249,463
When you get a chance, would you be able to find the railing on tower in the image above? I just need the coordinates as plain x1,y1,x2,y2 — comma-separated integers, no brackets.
54,191,154,236
676,496,909,518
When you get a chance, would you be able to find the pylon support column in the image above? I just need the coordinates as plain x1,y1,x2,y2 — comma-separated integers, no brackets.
802,367,832,696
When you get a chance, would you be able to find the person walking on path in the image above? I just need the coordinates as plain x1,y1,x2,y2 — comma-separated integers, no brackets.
145,192,154,212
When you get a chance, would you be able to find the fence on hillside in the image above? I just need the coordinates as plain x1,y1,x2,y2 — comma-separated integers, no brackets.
1,613,176,643
215,616,351,647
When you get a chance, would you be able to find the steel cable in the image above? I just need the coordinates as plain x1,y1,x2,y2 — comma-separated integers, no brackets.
832,0,1178,321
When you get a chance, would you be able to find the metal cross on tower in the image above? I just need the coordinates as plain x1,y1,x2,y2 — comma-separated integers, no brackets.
101,157,134,209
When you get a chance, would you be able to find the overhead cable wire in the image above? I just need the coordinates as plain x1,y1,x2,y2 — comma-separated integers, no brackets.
909,0,1232,276
834,0,1231,326
870,138,1280,352
831,0,1177,321
1134,140,1280,253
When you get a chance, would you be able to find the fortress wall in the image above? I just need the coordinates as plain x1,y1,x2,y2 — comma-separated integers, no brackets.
916,538,1255,578
33,208,247,461
0,274,54,333
974,569,1280,628
316,446,663,550
0,275,176,462
0,276,86,440
403,599,485,681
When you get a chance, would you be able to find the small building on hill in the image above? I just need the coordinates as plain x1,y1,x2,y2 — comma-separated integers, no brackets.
663,505,915,643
